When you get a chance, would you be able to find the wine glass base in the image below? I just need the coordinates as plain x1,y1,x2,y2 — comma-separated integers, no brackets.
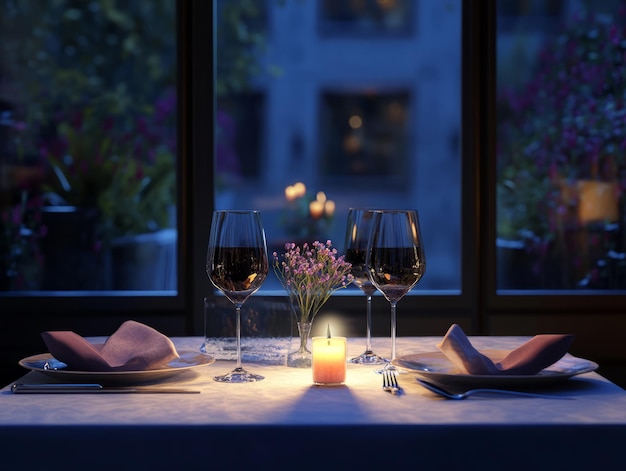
214,367,264,383
373,363,407,375
348,351,387,365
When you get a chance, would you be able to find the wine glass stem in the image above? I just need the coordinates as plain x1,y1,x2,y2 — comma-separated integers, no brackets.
235,304,243,369
365,294,373,352
390,301,397,361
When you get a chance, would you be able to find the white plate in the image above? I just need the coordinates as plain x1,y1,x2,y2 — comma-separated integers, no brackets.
19,351,215,385
391,350,598,388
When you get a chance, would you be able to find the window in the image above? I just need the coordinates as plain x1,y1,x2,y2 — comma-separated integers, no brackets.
1,0,624,350
0,0,178,293
215,0,462,298
496,0,626,291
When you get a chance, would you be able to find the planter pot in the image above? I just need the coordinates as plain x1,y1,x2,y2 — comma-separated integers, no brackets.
40,206,109,290
554,180,621,286
496,238,532,289
111,229,177,290
496,237,564,289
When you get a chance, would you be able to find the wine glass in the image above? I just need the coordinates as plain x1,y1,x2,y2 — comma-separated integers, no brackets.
206,210,269,382
343,208,386,365
366,210,426,372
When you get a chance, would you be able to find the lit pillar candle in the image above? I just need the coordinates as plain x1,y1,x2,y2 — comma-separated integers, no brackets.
312,336,347,385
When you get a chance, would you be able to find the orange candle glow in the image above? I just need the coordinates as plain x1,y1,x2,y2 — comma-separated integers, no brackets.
324,199,335,217
309,200,324,219
293,182,306,198
285,185,298,202
312,336,347,385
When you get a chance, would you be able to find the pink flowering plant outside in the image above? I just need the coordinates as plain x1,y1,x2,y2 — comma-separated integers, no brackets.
498,11,626,242
496,10,626,288
41,92,176,242
272,240,354,326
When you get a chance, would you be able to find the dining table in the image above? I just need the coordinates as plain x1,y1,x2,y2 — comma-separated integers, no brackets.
1,335,626,470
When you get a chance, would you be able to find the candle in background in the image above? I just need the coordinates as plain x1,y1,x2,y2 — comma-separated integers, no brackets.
312,333,347,385
284,185,297,202
324,200,335,217
293,182,306,198
309,200,324,219
285,182,307,202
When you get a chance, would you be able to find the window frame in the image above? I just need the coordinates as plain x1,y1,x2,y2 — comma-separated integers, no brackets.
2,0,624,341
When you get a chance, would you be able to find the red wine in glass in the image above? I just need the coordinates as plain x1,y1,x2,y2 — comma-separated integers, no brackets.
344,208,386,365
206,210,269,382
366,210,426,373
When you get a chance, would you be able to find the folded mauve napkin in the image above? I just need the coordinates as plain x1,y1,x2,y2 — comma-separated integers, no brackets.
436,324,574,375
40,320,179,372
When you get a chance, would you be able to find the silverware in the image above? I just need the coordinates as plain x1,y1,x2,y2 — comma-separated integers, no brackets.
416,378,573,400
11,383,201,394
382,370,402,395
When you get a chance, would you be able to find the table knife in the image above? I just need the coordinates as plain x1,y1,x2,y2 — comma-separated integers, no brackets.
11,383,201,394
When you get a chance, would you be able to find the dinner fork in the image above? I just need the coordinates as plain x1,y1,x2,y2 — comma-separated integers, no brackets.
382,369,402,395
416,379,574,400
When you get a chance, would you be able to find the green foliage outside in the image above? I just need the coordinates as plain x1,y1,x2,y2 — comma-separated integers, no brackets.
1,0,177,241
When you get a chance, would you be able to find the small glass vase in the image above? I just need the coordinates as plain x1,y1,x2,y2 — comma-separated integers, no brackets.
287,321,312,368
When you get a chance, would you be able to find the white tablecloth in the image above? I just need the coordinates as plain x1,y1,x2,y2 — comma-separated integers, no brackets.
2,336,626,470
